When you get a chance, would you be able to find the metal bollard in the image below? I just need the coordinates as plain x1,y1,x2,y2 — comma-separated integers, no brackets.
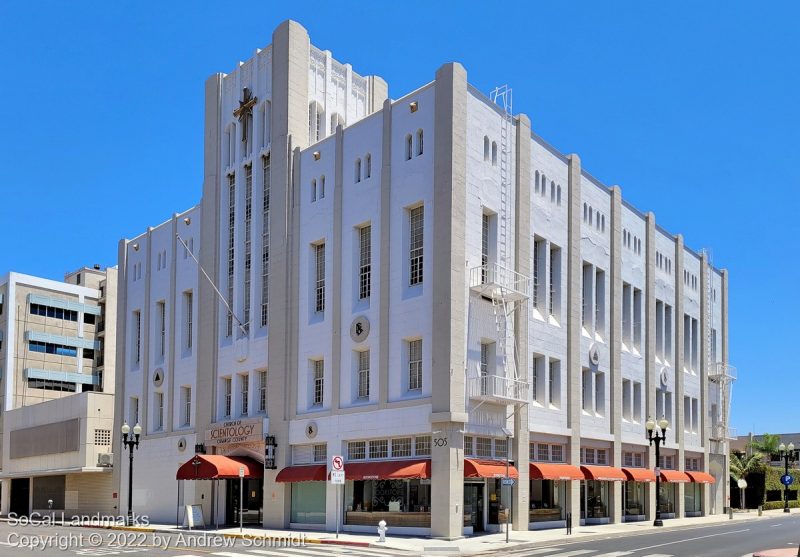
377,520,388,543
758,505,763,516
566,512,572,535
729,507,733,520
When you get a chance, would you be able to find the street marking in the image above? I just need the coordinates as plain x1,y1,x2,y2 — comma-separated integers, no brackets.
512,549,564,555
632,528,750,551
543,551,594,557
593,552,634,557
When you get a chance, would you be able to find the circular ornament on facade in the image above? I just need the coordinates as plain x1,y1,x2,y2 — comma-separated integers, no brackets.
178,438,187,452
350,316,370,343
153,368,164,387
659,367,669,386
305,422,318,439
589,344,600,366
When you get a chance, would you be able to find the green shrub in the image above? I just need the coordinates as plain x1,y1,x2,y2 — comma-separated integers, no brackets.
761,500,800,511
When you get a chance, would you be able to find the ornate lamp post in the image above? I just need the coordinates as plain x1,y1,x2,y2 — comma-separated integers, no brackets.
121,421,142,525
646,417,669,527
778,442,796,513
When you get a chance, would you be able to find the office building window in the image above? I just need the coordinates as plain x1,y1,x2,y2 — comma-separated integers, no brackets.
359,225,371,300
133,310,141,365
261,154,271,327
549,244,561,319
258,370,267,413
348,441,366,460
223,377,232,418
129,396,139,426
357,350,370,399
409,206,424,285
243,164,253,334
240,373,249,416
408,339,423,391
533,237,545,313
314,243,325,313
184,291,193,351
226,173,235,337
548,358,560,408
313,360,324,406
156,301,166,358
181,386,191,427
532,354,544,404
155,392,164,431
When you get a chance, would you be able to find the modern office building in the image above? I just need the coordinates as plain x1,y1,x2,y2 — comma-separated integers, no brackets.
115,20,735,538
0,266,117,517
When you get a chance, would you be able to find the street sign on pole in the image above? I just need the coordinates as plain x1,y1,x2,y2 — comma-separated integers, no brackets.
330,470,345,484
332,455,344,471
330,456,345,541
238,467,245,533
781,474,794,486
502,478,515,486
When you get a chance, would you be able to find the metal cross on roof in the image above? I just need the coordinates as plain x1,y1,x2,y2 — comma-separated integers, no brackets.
233,87,258,143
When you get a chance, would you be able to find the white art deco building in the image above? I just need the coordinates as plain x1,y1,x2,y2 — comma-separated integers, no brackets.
115,20,735,538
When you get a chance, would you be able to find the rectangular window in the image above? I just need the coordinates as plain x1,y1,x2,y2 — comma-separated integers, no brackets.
184,291,193,351
549,244,561,319
133,310,141,364
711,328,718,363
480,343,490,382
595,268,606,339
548,358,560,408
532,354,544,404
466,436,475,456
258,370,267,413
409,206,424,286
243,164,253,334
656,300,664,361
223,377,232,418
392,438,412,457
348,441,366,460
596,449,608,465
312,360,324,406
595,371,606,416
633,287,643,352
582,368,592,412
314,243,325,313
313,444,327,463
357,350,370,399
537,443,549,462
622,379,632,421
551,444,564,462
240,374,249,416
664,304,673,363
476,437,492,457
633,381,642,423
359,225,371,300
408,339,422,391
129,396,139,426
692,398,699,433
182,386,191,427
494,438,508,459
481,213,490,283
415,436,431,456
369,439,388,459
684,396,691,432
622,283,632,349
156,301,166,358
155,392,164,431
533,237,545,313
582,263,593,332
261,154,271,327
227,173,235,337
691,317,699,372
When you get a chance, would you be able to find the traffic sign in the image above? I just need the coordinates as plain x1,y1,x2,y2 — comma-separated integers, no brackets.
501,478,515,486
781,474,794,486
331,470,345,485
239,466,245,478
332,455,344,471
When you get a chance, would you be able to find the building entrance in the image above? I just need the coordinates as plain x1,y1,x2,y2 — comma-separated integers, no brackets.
225,478,263,525
10,478,30,517
464,483,484,532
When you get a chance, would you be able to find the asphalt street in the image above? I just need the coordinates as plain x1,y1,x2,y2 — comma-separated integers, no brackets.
481,514,800,557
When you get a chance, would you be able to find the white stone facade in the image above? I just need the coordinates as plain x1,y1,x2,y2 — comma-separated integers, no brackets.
115,20,732,537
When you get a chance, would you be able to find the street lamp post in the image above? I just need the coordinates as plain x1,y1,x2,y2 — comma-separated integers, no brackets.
121,421,142,526
778,442,796,514
646,417,669,527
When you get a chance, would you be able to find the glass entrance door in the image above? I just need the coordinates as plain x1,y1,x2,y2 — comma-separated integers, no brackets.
226,478,263,525
464,483,484,532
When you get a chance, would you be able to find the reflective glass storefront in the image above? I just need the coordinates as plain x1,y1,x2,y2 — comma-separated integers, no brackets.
581,480,609,520
623,482,646,521
658,483,677,516
684,482,702,516
290,482,326,524
345,479,431,527
529,480,566,523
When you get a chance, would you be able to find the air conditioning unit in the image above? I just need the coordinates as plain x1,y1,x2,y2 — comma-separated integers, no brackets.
98,453,114,467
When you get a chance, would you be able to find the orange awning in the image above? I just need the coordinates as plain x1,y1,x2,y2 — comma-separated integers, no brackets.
275,464,327,483
581,465,627,482
530,463,584,481
660,470,691,483
176,455,264,480
686,471,716,484
343,459,431,481
621,467,657,483
464,458,519,479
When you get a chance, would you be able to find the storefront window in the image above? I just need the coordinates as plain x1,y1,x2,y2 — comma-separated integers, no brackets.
581,480,609,519
624,482,645,517
684,483,701,514
530,480,565,522
658,483,676,514
345,480,431,527
290,482,326,524
487,478,512,524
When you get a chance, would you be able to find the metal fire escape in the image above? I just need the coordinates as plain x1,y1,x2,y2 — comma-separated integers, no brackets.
468,86,529,405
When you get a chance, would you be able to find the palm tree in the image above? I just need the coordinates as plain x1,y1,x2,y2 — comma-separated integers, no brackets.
749,433,781,460
730,452,764,510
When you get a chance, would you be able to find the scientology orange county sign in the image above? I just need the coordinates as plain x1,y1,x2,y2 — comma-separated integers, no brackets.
205,417,263,447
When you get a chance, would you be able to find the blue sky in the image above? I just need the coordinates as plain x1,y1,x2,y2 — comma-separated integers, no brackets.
1,2,797,435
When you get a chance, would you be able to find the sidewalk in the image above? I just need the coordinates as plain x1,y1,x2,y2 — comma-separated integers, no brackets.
78,508,788,555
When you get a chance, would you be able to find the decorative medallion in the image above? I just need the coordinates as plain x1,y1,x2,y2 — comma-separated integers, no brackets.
350,316,370,343
153,368,164,387
305,422,318,439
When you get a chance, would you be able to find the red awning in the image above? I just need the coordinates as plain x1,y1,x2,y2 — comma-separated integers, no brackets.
686,471,716,484
275,464,327,483
621,467,657,483
530,463,584,481
343,459,431,481
176,455,264,480
581,465,627,482
660,470,691,483
464,458,519,479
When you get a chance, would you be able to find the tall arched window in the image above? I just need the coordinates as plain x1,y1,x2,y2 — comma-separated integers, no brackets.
583,203,588,221
484,136,490,162
550,181,555,202
416,129,424,156
355,159,362,183
311,179,317,202
365,154,371,179
541,174,547,196
308,102,323,143
534,170,540,193
262,101,271,149
491,142,497,166
405,134,413,160
320,175,326,199
557,185,562,206
330,112,344,134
